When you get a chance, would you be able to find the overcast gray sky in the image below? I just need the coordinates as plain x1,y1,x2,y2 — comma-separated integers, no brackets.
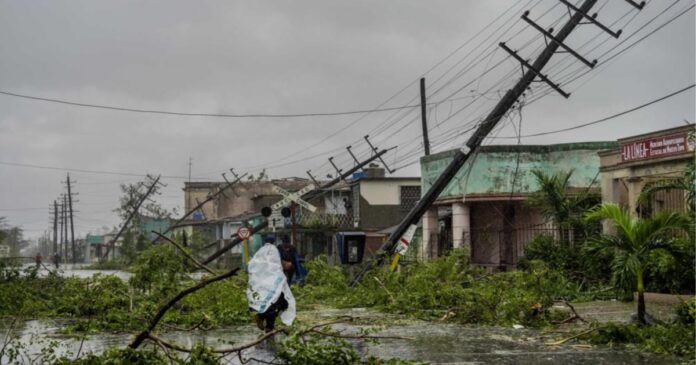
0,0,693,240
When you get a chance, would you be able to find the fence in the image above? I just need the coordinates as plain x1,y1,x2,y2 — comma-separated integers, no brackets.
433,226,586,267
295,211,353,229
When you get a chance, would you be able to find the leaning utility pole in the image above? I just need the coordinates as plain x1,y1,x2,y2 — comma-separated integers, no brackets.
420,77,431,156
157,170,247,240
66,174,77,264
198,147,395,268
102,175,162,259
357,0,619,280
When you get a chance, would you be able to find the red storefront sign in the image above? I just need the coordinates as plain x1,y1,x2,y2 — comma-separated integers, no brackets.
620,133,692,162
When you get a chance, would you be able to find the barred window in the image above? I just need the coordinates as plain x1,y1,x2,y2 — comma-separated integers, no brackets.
400,185,421,212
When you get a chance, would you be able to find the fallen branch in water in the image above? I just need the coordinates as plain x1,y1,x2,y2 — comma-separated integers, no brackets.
553,300,588,325
140,315,413,358
129,267,240,349
154,231,216,275
545,328,598,346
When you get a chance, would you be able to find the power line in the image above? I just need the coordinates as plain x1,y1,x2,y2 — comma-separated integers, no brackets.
491,83,695,139
0,160,188,179
0,89,421,118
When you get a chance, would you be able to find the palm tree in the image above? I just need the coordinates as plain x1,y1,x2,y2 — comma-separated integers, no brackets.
527,170,599,243
584,203,691,324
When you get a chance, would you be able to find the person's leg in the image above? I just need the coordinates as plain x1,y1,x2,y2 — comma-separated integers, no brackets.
264,307,278,332
254,313,265,330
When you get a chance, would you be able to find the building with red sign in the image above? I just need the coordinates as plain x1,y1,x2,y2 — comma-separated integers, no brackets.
598,124,694,217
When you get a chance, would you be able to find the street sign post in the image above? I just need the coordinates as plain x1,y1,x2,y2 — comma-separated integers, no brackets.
237,226,252,264
236,226,252,241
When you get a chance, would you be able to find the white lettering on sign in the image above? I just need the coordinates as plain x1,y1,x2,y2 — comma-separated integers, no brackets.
270,184,317,212
621,133,691,162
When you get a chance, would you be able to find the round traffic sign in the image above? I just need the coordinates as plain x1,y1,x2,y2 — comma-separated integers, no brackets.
237,226,252,240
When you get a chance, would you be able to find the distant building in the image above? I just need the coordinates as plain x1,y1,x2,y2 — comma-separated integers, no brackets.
84,234,104,263
179,177,352,265
419,142,617,269
350,164,421,231
347,165,420,257
598,124,694,218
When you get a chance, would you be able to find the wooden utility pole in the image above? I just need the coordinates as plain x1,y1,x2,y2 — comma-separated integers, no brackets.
62,194,68,261
52,200,58,256
102,175,162,259
199,147,395,267
356,0,610,280
158,171,247,241
420,77,431,156
66,174,77,264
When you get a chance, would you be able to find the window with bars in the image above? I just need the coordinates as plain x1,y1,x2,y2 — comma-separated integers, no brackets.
400,185,421,212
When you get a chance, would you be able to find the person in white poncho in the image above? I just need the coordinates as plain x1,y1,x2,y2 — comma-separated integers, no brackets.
246,235,296,333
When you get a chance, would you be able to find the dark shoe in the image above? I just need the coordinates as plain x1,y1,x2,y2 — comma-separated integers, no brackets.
255,314,265,330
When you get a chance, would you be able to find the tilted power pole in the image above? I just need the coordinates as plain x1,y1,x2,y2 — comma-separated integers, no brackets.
198,147,395,268
102,175,162,259
352,0,634,283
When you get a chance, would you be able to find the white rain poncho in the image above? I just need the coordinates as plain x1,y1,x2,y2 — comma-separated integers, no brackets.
246,243,296,325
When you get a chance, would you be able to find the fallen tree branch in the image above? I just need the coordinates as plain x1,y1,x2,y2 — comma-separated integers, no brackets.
552,300,587,325
147,329,284,354
545,328,598,346
0,317,17,361
373,276,395,305
138,315,415,362
129,267,240,349
153,231,216,275
309,328,415,341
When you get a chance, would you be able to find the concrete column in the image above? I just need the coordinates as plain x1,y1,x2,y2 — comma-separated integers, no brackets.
421,207,438,261
452,202,470,252
627,177,644,218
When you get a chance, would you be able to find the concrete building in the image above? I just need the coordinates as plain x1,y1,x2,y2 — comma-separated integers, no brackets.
598,124,693,217
419,142,617,269
347,165,421,258
179,177,352,265
350,165,421,231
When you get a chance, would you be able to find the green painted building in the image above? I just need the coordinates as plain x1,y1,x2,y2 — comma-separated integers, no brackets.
419,142,617,268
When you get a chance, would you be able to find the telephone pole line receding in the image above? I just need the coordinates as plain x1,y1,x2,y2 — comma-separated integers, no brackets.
420,78,431,156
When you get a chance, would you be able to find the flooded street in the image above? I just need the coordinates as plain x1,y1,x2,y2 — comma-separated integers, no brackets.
1,306,682,364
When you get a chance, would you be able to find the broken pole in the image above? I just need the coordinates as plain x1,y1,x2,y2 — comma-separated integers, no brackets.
102,175,161,259
198,147,395,268
353,0,599,284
